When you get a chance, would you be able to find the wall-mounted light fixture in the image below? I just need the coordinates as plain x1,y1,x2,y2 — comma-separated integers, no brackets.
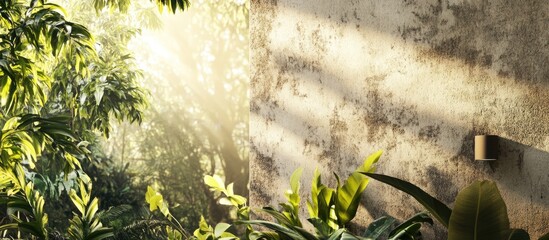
474,135,498,161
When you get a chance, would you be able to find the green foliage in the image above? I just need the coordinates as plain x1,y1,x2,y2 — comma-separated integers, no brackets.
50,52,147,138
94,0,251,232
146,186,170,217
362,173,451,228
307,169,337,232
335,150,381,227
386,213,432,240
301,150,383,238
448,181,510,240
146,175,248,240
281,168,303,227
67,181,113,240
204,175,247,210
0,164,48,239
1,114,83,172
152,0,191,13
192,216,237,240
364,173,548,240
362,213,432,240
508,229,531,240
146,186,190,239
0,114,85,238
0,0,153,237
363,216,395,239
195,151,430,240
92,0,191,13
0,0,95,116
202,175,249,237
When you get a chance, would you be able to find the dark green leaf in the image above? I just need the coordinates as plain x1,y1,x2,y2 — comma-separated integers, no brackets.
363,216,395,239
507,229,530,240
388,222,421,240
260,207,294,227
448,180,510,240
388,212,432,238
327,228,345,240
307,218,333,237
364,173,451,228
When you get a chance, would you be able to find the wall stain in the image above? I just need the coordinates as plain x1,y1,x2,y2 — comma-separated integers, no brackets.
252,0,549,237
249,143,279,206
250,0,278,113
250,0,280,209
419,125,441,142
400,0,549,83
311,28,327,54
320,109,349,172
360,74,423,143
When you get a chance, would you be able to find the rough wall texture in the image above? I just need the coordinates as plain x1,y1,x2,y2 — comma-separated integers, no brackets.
250,0,549,238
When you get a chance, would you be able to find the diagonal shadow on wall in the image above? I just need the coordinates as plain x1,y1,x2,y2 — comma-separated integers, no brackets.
251,0,549,237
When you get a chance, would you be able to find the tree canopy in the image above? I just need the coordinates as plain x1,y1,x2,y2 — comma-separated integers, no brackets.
0,0,195,238
0,0,252,238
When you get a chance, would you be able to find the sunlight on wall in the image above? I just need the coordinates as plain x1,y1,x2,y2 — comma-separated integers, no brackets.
258,3,535,176
251,0,549,237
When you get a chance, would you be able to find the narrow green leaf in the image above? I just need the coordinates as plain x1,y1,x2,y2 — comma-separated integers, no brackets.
261,207,295,227
87,228,114,240
363,216,395,239
307,218,333,237
327,228,345,240
317,187,334,224
171,0,177,13
290,167,303,195
388,222,422,240
388,212,432,238
364,173,451,228
0,223,18,232
237,220,316,240
341,231,362,240
335,172,369,226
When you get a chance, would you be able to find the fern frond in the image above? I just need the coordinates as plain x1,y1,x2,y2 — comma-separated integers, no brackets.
97,204,133,223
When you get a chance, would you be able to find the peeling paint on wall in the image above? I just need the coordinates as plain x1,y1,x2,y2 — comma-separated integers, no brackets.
250,0,549,238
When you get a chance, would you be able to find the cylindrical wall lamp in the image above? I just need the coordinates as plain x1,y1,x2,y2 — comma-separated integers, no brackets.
474,135,498,161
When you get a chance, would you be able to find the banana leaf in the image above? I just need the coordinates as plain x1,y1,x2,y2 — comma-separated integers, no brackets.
448,180,509,240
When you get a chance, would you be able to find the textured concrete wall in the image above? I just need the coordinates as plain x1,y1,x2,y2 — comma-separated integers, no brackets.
250,0,549,238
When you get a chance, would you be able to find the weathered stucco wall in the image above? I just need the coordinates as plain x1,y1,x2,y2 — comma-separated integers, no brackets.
250,0,549,238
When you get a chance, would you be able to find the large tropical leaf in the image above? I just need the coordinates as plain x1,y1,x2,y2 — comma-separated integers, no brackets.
507,229,530,240
364,173,451,228
448,180,509,240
